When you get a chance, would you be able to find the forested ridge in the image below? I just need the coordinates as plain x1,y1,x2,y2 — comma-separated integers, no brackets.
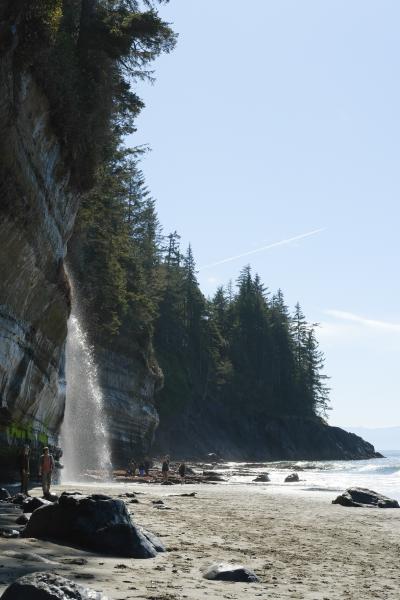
72,153,331,452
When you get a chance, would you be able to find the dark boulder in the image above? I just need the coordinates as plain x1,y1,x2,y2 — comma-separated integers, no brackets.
45,493,59,502
10,494,25,506
0,488,11,501
0,572,108,599
332,488,399,508
203,563,259,582
23,497,51,513
253,474,270,482
23,492,161,558
15,514,30,525
284,473,299,483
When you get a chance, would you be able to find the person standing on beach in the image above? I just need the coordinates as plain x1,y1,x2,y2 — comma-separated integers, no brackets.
18,445,30,495
127,458,136,476
178,462,186,484
38,446,55,498
162,456,170,481
144,456,152,476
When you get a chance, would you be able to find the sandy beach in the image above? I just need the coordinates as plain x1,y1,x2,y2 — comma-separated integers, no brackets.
0,482,399,600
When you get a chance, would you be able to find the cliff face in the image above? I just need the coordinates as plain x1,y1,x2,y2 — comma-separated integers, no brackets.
96,347,161,466
0,48,78,474
154,411,381,462
0,27,160,476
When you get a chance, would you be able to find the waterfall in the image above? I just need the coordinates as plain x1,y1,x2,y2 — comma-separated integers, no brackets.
61,308,112,481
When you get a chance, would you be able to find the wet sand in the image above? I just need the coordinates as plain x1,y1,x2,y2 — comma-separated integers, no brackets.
0,482,399,599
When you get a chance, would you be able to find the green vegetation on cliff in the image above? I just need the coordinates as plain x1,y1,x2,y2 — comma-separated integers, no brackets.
10,0,176,188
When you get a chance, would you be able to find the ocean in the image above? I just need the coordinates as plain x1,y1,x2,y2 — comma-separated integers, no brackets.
209,450,400,501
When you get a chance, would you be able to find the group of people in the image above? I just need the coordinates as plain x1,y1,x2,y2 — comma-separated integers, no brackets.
18,446,188,496
160,456,188,483
127,455,187,483
127,456,152,477
17,445,55,498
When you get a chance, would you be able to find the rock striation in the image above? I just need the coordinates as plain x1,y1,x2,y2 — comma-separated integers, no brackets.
0,11,78,475
95,347,160,466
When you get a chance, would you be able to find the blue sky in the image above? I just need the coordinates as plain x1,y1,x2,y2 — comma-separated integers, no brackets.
129,0,400,428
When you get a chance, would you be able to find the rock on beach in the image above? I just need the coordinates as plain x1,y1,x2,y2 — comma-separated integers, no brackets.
0,572,108,599
23,492,163,558
284,473,300,483
203,563,259,582
332,487,400,508
253,474,270,482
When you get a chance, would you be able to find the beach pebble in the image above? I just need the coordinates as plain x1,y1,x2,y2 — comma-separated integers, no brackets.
203,563,259,582
332,487,399,508
0,572,108,599
284,473,300,483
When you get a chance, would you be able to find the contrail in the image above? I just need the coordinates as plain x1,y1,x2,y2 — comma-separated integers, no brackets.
199,228,326,271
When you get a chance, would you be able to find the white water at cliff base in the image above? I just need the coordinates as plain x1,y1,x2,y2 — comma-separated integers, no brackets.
60,312,112,482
